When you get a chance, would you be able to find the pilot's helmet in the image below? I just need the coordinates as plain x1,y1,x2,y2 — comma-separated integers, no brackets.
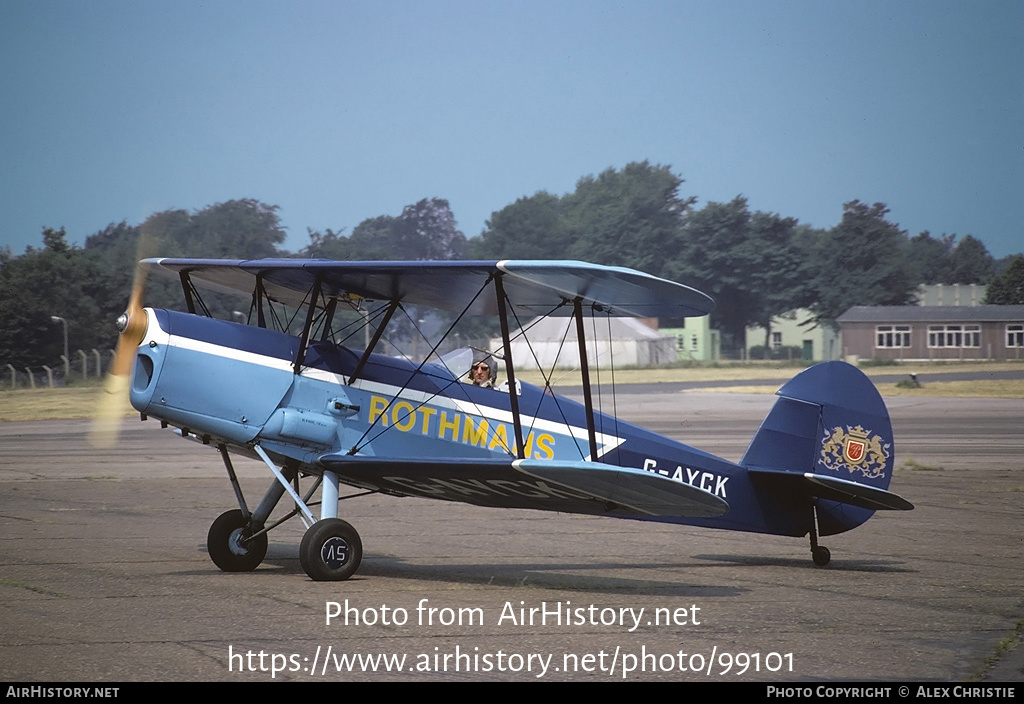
470,352,497,386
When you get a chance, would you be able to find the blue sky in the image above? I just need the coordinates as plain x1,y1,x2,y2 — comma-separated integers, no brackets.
2,0,1021,258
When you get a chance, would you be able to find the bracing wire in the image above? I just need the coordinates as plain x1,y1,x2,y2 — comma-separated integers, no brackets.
606,310,621,465
503,302,588,461
347,276,494,455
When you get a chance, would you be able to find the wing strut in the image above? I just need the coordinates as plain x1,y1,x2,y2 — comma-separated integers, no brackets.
253,273,267,328
573,297,599,461
292,275,324,374
348,299,401,385
319,296,338,341
494,274,526,459
177,269,214,317
179,270,196,314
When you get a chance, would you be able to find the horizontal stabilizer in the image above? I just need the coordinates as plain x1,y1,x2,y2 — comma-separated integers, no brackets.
318,455,729,518
748,468,914,511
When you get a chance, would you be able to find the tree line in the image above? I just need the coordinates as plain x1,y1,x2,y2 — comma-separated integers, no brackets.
2,163,1022,368
467,164,1019,347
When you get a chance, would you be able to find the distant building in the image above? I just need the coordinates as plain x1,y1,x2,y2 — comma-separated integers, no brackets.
492,316,679,370
916,283,987,306
660,314,720,362
836,305,1024,361
745,309,840,362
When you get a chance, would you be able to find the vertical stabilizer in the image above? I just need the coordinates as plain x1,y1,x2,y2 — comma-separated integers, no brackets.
741,361,905,536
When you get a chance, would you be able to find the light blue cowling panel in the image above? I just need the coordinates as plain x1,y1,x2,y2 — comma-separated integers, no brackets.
129,310,296,445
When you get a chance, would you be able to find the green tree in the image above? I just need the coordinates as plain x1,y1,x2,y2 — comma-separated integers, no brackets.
187,199,286,259
562,162,694,276
391,198,467,260
473,191,566,260
808,201,918,323
335,217,396,260
42,226,69,253
747,211,814,349
301,198,466,262
905,231,955,284
130,199,286,260
983,254,1024,304
84,200,288,325
948,235,995,283
0,229,109,367
0,200,299,369
667,196,757,344
301,228,351,259
85,221,154,321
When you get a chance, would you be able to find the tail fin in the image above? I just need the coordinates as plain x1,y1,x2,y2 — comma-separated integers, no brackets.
742,361,912,536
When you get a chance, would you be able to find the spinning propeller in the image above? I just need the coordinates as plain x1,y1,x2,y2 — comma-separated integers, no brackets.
89,239,154,448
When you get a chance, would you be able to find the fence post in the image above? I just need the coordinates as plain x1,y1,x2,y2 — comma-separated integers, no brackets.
78,350,88,379
25,367,35,389
43,365,54,388
6,364,15,389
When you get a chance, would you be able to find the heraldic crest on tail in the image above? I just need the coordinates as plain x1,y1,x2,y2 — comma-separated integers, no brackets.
821,425,890,479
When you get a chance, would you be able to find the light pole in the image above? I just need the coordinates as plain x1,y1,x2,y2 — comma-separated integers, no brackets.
50,316,69,378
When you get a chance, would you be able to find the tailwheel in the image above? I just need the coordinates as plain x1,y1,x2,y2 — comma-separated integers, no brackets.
809,502,830,566
207,509,268,572
299,518,362,582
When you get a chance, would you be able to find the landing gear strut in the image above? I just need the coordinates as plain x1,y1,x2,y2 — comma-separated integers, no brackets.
210,445,366,581
809,503,831,567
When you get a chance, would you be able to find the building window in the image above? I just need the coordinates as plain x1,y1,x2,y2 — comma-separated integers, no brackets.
928,324,980,348
1007,324,1024,347
771,332,782,348
690,334,699,352
876,325,911,348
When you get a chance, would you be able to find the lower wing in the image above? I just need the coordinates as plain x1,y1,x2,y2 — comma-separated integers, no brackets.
317,455,730,518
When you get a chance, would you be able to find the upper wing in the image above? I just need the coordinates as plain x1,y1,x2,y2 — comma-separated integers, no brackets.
143,258,715,319
317,455,730,518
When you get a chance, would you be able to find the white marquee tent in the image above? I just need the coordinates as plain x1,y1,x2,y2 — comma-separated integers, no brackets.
491,316,677,370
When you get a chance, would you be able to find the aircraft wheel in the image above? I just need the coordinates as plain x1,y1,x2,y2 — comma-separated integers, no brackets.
812,546,831,567
299,518,362,582
207,510,268,572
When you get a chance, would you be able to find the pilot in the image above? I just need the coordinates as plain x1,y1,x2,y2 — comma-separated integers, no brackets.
468,355,497,388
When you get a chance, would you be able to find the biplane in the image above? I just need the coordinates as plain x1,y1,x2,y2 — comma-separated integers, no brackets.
91,259,912,581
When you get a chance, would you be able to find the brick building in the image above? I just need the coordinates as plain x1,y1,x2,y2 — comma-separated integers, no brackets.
836,305,1024,361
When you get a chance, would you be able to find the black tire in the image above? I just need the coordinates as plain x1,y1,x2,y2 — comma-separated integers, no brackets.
299,518,362,581
812,546,831,567
207,509,267,572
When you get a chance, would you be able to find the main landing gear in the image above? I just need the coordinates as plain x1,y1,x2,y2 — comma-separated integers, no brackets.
299,518,363,581
207,444,365,581
207,509,268,572
808,503,831,567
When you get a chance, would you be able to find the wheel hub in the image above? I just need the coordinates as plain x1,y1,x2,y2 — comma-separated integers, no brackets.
228,528,252,556
320,537,349,568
